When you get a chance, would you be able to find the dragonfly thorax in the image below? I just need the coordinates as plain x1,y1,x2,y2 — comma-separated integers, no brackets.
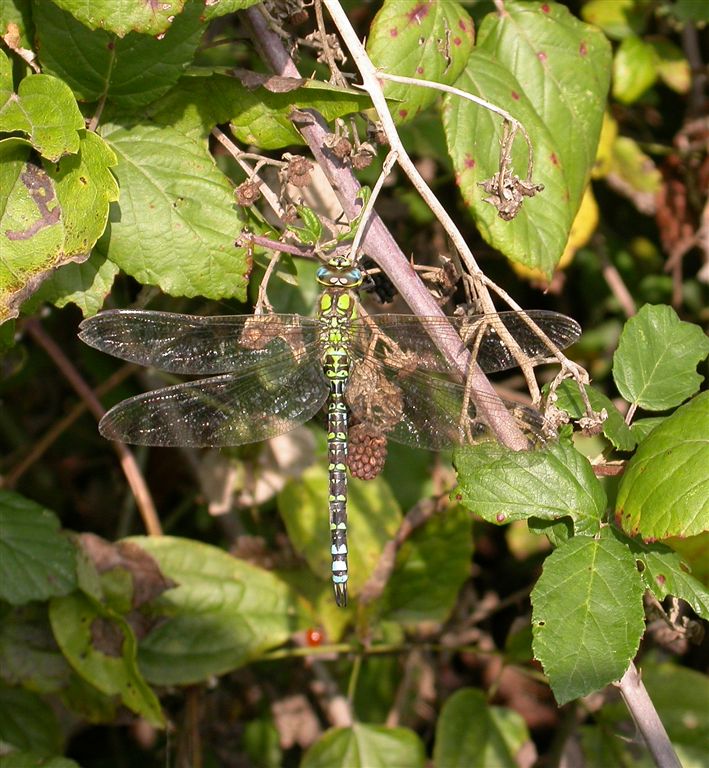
316,256,363,290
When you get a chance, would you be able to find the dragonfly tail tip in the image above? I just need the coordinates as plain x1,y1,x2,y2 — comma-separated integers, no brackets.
333,583,348,607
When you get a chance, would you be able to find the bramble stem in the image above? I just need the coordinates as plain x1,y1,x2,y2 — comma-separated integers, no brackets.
616,662,682,768
244,3,529,450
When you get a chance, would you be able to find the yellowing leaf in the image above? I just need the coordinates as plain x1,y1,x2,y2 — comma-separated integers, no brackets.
592,112,618,179
613,36,658,104
651,40,691,94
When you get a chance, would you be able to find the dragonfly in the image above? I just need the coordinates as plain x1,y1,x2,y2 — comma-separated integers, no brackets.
79,255,581,606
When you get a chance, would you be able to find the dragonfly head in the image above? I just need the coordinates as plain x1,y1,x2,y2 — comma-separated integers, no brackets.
317,255,363,289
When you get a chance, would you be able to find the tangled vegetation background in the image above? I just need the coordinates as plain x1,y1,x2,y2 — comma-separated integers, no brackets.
0,1,707,767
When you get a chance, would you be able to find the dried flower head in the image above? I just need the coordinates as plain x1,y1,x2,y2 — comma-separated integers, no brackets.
285,156,313,187
235,180,261,206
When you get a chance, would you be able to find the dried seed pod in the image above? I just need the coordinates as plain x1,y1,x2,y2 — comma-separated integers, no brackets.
285,156,313,187
331,136,352,160
352,148,374,170
235,180,261,206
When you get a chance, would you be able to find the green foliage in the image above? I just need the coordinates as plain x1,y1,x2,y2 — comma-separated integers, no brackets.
455,301,708,706
279,463,402,601
616,392,709,539
590,661,709,765
379,504,472,623
433,688,530,767
35,1,206,108
0,55,118,320
442,1,611,274
455,438,606,534
132,536,299,685
0,685,63,756
531,534,646,704
301,723,426,768
0,491,77,604
0,0,707,765
613,304,709,411
367,0,475,122
49,591,164,726
99,123,251,302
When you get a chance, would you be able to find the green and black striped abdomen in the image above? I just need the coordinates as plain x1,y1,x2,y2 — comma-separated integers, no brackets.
327,377,349,606
316,257,363,607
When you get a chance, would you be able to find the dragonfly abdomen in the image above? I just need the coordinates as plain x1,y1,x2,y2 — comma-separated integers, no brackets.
321,312,355,607
317,259,362,607
327,379,349,607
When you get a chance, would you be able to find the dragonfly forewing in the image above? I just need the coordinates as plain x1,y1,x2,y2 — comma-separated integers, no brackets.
350,311,581,375
79,310,320,375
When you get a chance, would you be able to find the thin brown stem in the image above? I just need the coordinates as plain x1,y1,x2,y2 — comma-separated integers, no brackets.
24,319,162,537
2,363,136,488
602,258,637,318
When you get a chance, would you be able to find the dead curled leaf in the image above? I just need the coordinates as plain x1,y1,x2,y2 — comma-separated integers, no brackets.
231,68,305,93
79,533,176,608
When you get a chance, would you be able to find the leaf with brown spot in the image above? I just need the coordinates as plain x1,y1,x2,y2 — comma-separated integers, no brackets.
49,592,164,726
0,132,117,322
79,533,177,609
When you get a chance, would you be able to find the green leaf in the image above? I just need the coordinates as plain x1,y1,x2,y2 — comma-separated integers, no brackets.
531,535,645,705
367,0,475,123
228,77,372,150
0,491,77,604
445,0,611,273
580,0,648,40
50,0,187,37
639,545,709,621
60,671,117,724
0,53,83,161
0,685,62,755
49,591,164,726
554,379,636,451
148,73,371,148
612,35,658,104
615,392,709,540
454,440,606,536
35,0,206,109
0,605,70,692
651,39,691,94
0,0,34,49
201,0,261,21
666,0,709,23
100,123,249,301
0,754,80,768
630,416,665,442
243,718,282,768
1,131,118,322
288,205,324,245
31,248,119,317
279,464,402,601
433,688,531,768
301,723,426,768
130,536,297,685
665,533,709,587
613,305,709,411
381,504,471,623
607,136,662,206
0,47,10,99
443,53,567,275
